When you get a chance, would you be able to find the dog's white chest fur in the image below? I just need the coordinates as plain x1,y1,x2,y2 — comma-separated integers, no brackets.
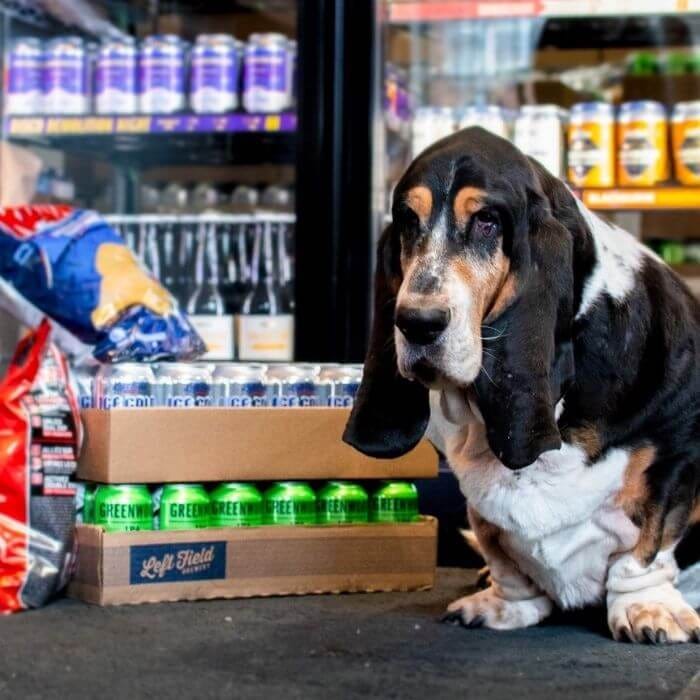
428,390,640,610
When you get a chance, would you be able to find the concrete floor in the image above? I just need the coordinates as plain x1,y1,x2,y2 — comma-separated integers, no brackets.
1,568,698,700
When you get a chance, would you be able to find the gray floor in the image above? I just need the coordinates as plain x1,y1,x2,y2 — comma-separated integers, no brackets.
1,568,699,700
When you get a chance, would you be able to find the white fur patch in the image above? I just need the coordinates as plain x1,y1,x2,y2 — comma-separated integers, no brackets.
575,199,646,319
430,388,640,609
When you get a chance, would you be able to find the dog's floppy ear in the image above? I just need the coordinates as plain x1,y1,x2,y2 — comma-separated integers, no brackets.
474,162,576,469
343,225,430,457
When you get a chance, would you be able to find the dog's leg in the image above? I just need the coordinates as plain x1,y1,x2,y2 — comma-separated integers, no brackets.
607,548,700,643
443,508,553,630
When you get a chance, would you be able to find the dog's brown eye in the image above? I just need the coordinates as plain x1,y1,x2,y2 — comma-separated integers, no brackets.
473,210,499,236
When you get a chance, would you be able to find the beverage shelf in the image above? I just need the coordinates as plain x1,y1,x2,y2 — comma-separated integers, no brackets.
579,187,700,211
2,113,297,166
3,113,296,137
388,0,700,22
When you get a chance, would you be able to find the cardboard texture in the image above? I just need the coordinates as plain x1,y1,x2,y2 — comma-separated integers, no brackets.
68,517,438,606
77,407,438,483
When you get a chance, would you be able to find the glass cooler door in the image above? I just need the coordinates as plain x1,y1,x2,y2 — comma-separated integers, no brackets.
0,0,302,366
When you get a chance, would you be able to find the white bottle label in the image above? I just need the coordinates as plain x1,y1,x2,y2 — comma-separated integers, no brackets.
189,315,235,360
237,314,294,361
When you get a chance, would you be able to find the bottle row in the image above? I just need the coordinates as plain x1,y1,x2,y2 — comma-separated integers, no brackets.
107,214,294,361
76,481,420,531
76,362,362,409
6,32,296,116
411,100,700,187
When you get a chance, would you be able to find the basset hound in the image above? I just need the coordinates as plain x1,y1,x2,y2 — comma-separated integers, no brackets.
344,127,700,644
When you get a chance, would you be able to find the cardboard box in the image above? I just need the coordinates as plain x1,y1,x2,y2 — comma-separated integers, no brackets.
68,517,438,606
77,407,438,483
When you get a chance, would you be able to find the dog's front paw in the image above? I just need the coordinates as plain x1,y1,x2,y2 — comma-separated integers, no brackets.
441,587,553,631
608,596,700,644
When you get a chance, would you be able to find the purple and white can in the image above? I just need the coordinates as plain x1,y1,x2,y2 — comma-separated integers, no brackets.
190,34,240,114
243,33,290,114
139,34,186,114
5,38,43,115
43,36,89,115
95,36,138,114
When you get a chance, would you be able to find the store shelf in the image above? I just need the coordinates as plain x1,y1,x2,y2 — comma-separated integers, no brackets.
580,188,700,211
388,0,700,22
3,113,297,166
3,113,296,137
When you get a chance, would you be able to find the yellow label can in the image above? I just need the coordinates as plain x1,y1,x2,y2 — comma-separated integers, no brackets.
567,102,615,187
617,101,669,186
672,101,700,185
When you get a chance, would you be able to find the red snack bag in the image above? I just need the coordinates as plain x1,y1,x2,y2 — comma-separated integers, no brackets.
0,319,81,613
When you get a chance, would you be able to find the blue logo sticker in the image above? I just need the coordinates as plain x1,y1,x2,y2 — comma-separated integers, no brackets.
129,541,226,584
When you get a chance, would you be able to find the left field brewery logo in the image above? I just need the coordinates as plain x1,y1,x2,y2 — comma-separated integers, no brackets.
129,541,226,584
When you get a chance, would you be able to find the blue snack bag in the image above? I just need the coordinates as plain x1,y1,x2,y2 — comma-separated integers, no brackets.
0,205,205,362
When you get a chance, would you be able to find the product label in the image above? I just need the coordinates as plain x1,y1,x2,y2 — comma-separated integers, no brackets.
189,315,234,360
237,314,293,361
673,122,700,182
95,59,136,95
130,541,226,584
244,50,287,92
617,122,668,184
43,59,85,94
8,57,42,93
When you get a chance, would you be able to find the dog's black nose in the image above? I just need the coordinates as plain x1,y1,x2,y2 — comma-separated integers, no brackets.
395,306,450,345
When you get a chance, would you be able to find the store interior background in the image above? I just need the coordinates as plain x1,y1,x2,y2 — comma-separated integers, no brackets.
1,1,700,566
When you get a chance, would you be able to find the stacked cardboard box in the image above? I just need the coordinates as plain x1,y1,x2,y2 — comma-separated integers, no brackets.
69,407,438,606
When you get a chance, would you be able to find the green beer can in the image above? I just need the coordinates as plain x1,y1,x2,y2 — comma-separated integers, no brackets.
210,483,263,527
94,485,154,532
263,481,316,525
370,481,419,523
83,484,96,524
159,484,210,530
317,481,369,524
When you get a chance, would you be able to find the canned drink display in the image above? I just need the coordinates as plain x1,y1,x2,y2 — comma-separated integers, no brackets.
514,104,566,178
617,101,669,186
159,484,210,530
156,363,213,407
190,34,240,114
263,481,317,525
139,35,186,114
94,484,154,532
370,481,419,523
243,33,290,113
318,365,362,407
210,482,264,527
95,36,138,114
212,363,268,406
458,105,509,139
317,482,369,524
672,101,700,185
267,363,319,406
412,106,455,158
567,102,615,187
5,37,43,115
43,36,89,115
95,363,156,409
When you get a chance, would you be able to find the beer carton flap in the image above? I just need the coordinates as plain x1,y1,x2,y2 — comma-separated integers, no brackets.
77,407,438,483
68,517,438,606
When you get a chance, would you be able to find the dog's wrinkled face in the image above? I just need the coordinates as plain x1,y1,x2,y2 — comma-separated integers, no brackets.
392,132,528,389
